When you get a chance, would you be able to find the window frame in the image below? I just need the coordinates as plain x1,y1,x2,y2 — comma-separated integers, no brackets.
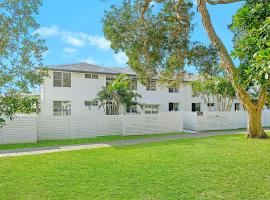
146,80,156,91
131,79,137,90
85,73,99,79
144,104,159,114
192,103,201,112
53,101,71,116
169,102,179,111
168,88,179,93
53,71,71,87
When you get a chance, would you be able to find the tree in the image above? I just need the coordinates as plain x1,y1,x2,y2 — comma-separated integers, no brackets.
192,76,235,111
0,0,47,126
95,74,141,115
103,0,270,138
197,0,270,138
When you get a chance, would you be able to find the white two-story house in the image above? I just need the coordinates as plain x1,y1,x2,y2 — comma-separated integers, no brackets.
40,62,243,116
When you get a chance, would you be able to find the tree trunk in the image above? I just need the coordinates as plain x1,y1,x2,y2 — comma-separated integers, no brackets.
247,109,268,138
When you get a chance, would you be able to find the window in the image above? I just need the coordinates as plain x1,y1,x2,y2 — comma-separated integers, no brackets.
126,105,137,114
53,71,71,87
53,72,62,87
63,72,71,87
130,79,137,90
207,103,215,107
85,73,99,79
85,100,98,108
53,101,71,116
192,103,201,112
235,103,240,111
168,88,179,93
106,101,118,115
144,104,159,114
146,80,156,91
106,75,115,86
85,101,92,107
169,103,179,111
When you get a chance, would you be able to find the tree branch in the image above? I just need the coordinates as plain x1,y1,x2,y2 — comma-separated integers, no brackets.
197,0,254,109
206,0,243,5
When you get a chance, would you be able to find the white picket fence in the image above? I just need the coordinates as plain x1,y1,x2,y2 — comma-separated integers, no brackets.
183,110,270,131
0,112,183,144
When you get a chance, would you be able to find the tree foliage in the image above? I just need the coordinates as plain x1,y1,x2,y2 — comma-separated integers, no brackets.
230,0,270,87
0,0,47,125
192,76,235,111
103,0,197,86
96,74,141,114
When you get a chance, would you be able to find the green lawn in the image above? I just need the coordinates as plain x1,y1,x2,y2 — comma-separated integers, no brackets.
0,132,184,150
1,134,270,199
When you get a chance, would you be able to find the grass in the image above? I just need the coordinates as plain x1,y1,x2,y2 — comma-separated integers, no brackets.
0,132,184,151
1,134,270,199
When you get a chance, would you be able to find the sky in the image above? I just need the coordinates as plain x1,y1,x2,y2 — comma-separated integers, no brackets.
36,0,243,71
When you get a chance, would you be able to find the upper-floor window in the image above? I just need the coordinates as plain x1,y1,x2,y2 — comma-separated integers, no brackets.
130,79,137,90
53,71,71,87
146,80,156,91
53,101,71,116
106,75,115,86
85,73,99,79
168,88,179,93
235,103,240,111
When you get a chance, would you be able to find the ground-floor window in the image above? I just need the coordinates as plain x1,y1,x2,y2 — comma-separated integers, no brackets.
235,103,240,111
192,103,201,112
126,105,137,114
106,101,118,115
207,103,215,107
85,100,98,110
53,101,71,116
169,103,179,111
144,104,159,114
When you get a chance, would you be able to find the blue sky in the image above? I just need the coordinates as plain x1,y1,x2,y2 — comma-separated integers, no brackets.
36,0,242,71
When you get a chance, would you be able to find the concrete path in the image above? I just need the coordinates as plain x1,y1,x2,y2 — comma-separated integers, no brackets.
0,130,249,158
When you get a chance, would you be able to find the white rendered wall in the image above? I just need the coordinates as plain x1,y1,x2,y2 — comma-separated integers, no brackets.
41,71,243,116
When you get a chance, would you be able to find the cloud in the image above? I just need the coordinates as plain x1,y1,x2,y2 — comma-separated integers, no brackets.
63,47,77,54
37,25,110,50
81,56,97,64
36,25,60,37
87,35,111,50
113,52,128,65
61,32,86,47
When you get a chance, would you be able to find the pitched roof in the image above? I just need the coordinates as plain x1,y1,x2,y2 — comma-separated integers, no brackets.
46,62,198,81
47,62,136,76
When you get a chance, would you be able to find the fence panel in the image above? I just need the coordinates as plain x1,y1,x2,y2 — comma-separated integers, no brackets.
0,116,37,144
95,115,123,136
0,112,183,143
123,112,183,136
38,116,71,140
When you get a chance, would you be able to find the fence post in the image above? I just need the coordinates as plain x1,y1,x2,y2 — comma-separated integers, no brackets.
35,116,38,142
68,116,71,139
122,115,125,137
0,126,3,144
